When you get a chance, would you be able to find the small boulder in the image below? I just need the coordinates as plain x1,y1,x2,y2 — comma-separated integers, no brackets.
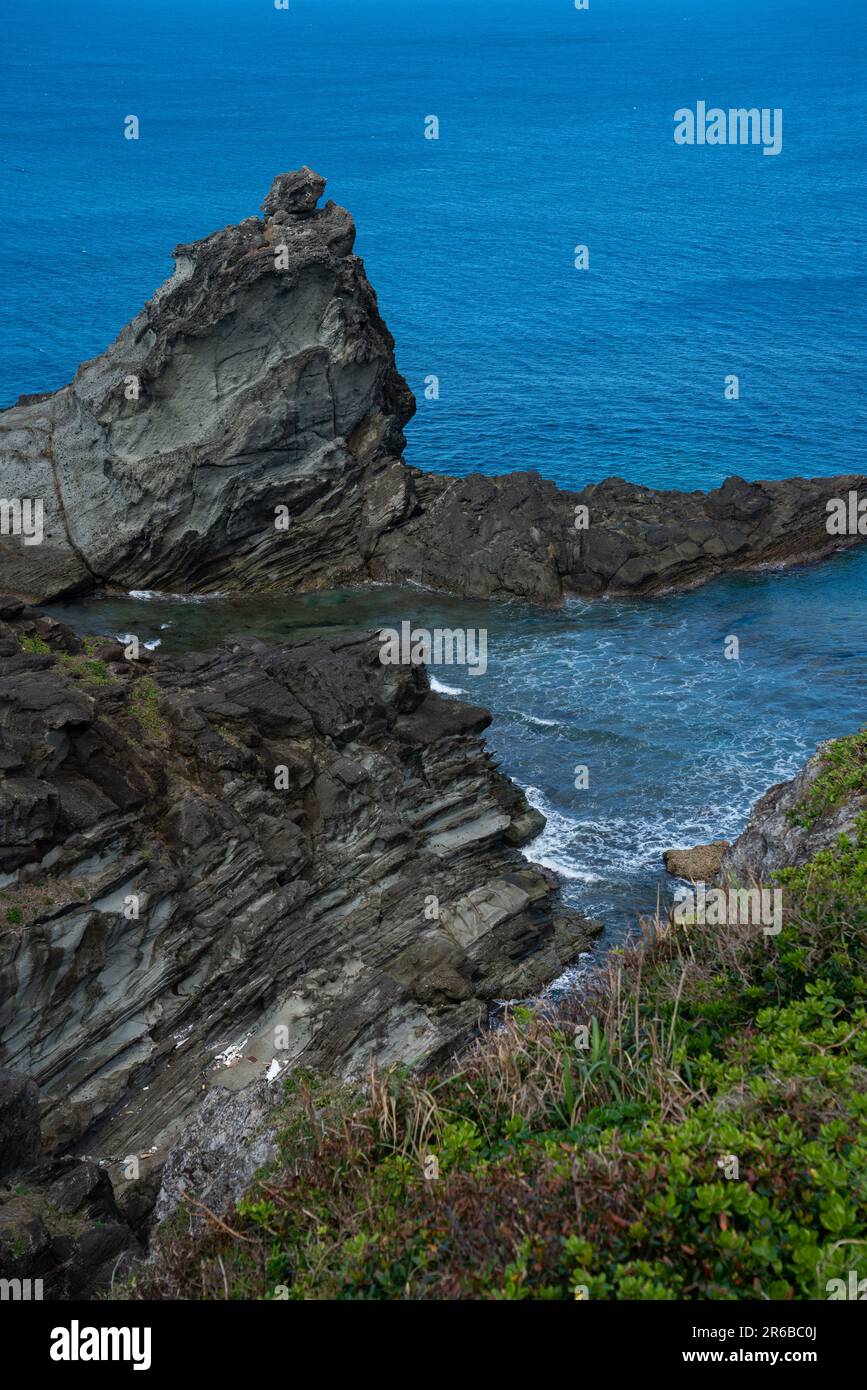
663,840,730,882
261,167,326,220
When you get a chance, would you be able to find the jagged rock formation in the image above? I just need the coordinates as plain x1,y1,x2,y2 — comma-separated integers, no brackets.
0,599,600,1181
0,168,413,602
664,737,865,890
1,169,864,606
368,470,867,604
154,1074,294,1225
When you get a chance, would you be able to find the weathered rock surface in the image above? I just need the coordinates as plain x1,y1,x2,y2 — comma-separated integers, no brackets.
666,738,865,893
1,170,864,606
719,743,866,886
154,1075,288,1224
0,168,413,601
0,600,600,1178
663,840,730,882
367,470,867,604
0,1068,41,1179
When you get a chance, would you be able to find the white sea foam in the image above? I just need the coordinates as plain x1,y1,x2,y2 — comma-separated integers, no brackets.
114,631,161,652
127,589,226,604
429,675,465,696
522,785,603,883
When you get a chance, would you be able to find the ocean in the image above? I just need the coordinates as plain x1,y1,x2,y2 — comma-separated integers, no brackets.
5,0,867,949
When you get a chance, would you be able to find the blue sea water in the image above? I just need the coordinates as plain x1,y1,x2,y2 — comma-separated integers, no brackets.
4,0,867,948
2,0,865,486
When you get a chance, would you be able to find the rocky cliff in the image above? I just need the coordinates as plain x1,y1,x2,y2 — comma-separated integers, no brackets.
2,169,864,606
719,736,867,886
664,731,867,889
0,599,599,1184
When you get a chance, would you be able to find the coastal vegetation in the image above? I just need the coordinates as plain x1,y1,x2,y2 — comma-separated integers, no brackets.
130,733,867,1300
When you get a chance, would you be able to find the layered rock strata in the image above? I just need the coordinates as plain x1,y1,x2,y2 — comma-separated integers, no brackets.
0,599,599,1174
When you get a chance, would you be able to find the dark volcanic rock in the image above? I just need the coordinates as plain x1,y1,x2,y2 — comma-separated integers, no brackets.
0,1069,40,1178
370,470,867,603
0,606,600,1170
0,1156,142,1299
1,171,863,605
0,1067,142,1298
0,169,413,601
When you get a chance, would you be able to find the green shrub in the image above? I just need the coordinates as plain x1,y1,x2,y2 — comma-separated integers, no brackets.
129,680,166,739
790,727,867,829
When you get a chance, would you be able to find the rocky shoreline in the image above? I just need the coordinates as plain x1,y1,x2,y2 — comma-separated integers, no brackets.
1,169,864,1301
5,724,862,1297
664,740,867,890
121,726,867,1302
2,169,864,607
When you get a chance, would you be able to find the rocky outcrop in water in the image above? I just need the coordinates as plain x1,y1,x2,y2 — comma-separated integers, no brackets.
664,736,865,890
0,168,413,602
2,170,864,606
718,742,866,886
663,840,730,881
0,599,599,1187
368,470,867,604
